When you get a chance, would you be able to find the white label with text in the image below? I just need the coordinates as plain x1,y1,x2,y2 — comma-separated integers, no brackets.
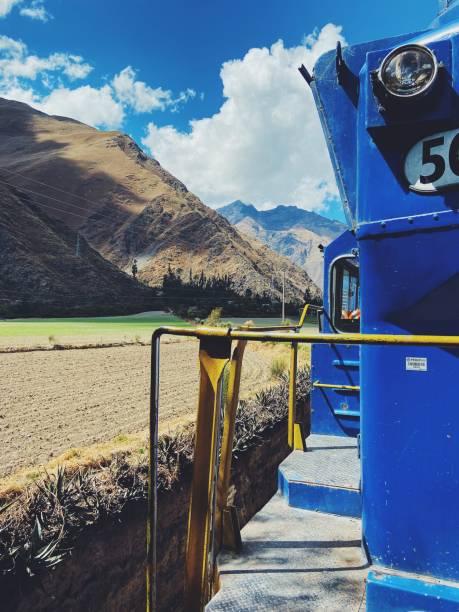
406,357,427,372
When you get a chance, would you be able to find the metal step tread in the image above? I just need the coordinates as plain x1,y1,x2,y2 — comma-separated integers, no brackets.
280,434,359,491
206,493,368,611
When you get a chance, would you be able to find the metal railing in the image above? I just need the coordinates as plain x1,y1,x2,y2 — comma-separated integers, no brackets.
146,324,459,611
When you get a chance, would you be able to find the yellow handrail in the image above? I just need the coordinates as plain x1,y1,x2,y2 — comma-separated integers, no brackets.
151,326,459,346
147,326,459,612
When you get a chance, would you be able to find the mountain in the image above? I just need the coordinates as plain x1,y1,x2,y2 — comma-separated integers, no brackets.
218,201,346,286
0,182,155,317
0,98,319,310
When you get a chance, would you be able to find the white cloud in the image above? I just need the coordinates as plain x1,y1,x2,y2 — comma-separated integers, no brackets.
0,0,21,18
40,85,124,128
0,83,124,128
0,35,122,128
112,66,197,113
0,35,92,82
19,0,50,22
0,34,25,55
142,24,343,212
112,66,172,113
0,0,51,20
0,36,196,130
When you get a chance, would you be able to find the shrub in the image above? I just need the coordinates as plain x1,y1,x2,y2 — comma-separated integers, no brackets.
0,367,311,580
270,357,287,379
204,307,223,326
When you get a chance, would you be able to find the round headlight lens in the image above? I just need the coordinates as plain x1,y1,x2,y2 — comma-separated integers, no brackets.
379,45,438,98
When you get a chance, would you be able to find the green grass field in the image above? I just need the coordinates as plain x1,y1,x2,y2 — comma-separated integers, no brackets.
0,312,318,348
0,311,189,339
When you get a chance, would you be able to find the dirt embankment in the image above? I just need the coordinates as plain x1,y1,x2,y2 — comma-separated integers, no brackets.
0,339,274,478
0,419,290,612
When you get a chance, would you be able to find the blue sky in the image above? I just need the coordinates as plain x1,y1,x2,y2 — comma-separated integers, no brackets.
0,0,439,220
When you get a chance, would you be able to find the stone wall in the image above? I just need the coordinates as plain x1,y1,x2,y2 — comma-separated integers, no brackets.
1,418,289,612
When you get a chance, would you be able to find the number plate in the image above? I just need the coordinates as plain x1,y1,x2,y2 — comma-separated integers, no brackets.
404,128,459,193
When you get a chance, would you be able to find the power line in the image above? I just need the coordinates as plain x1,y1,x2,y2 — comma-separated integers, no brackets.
0,174,127,224
0,166,111,209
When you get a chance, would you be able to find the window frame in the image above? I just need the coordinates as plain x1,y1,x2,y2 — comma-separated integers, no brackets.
329,254,360,334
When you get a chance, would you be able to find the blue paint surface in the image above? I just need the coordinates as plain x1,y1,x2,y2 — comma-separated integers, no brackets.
278,468,361,518
311,230,361,437
367,571,459,611
311,343,360,437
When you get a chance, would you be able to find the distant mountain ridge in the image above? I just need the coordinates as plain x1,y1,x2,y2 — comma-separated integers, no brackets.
0,98,320,314
218,201,346,286
0,182,155,317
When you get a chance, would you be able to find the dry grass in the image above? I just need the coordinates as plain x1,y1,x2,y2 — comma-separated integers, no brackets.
0,369,311,579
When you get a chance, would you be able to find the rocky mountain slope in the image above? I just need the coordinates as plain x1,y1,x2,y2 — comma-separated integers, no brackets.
0,182,155,317
0,99,319,307
218,201,345,286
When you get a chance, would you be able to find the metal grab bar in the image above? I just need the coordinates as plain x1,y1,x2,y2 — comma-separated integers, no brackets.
313,381,361,391
147,326,459,611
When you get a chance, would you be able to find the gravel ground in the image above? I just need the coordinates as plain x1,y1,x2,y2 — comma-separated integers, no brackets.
0,339,273,477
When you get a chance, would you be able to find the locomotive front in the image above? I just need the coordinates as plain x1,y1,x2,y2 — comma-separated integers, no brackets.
309,0,459,607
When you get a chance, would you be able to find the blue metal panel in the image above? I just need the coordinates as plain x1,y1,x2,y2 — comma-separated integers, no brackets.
357,37,459,226
311,343,360,437
360,226,459,581
278,469,361,518
312,33,428,226
321,230,357,334
435,1,459,27
312,230,361,437
366,571,459,611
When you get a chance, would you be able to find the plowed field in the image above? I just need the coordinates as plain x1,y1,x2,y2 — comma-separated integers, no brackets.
0,339,273,477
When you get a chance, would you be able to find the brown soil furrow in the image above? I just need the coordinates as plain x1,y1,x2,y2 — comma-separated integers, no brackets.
0,341,272,477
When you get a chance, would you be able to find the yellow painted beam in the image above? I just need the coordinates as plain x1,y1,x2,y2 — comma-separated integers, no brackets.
184,337,232,612
215,340,247,552
153,326,459,347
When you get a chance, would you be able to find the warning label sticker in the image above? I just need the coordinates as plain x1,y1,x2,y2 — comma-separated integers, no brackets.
406,357,427,372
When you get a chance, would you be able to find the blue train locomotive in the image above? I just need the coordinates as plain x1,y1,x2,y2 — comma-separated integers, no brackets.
151,3,459,611
308,0,459,607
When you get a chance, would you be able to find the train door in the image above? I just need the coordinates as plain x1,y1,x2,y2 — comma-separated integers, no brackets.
311,231,360,437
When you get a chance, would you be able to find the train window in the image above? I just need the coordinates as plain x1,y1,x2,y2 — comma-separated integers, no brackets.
330,256,360,333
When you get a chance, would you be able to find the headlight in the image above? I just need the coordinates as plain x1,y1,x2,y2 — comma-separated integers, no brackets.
378,44,438,99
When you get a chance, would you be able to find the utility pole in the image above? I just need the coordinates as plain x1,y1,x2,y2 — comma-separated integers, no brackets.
75,232,80,257
282,270,285,321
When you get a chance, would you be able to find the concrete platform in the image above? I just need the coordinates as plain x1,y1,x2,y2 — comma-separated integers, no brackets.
207,494,368,611
279,435,361,517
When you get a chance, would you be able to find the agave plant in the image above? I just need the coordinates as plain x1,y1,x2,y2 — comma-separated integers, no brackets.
8,516,65,577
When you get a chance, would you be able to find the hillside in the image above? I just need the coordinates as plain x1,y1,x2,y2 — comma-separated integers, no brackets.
0,182,155,317
218,201,345,286
0,98,319,307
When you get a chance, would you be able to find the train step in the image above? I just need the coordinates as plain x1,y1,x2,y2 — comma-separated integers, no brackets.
207,493,368,611
278,434,361,517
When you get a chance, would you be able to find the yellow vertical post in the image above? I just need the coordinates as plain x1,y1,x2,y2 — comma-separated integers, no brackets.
215,340,247,552
288,340,297,448
289,340,306,451
184,336,231,612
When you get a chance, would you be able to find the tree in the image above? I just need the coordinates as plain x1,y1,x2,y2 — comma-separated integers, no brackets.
131,259,138,280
